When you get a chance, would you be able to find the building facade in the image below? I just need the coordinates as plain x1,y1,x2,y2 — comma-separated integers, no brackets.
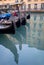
20,0,44,11
25,0,44,11
0,0,15,9
0,0,44,11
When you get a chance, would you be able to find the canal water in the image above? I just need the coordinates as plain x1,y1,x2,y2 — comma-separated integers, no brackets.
0,13,44,65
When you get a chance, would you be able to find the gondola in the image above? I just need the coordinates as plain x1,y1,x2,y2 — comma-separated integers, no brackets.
27,14,30,19
0,20,15,34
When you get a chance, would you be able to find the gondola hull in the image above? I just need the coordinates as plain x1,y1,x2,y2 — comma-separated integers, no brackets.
0,22,15,34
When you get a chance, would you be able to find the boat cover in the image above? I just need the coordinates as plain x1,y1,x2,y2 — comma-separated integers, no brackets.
0,13,11,19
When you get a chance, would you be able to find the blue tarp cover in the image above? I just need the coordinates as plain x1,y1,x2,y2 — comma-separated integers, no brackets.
0,13,11,19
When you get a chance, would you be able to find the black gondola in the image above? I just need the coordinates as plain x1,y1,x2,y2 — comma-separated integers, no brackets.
21,17,26,25
0,21,15,34
15,18,21,28
27,14,30,19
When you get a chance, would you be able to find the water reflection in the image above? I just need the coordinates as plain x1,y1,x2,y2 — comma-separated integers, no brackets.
10,25,27,49
10,30,23,50
0,34,19,64
40,15,43,21
0,13,44,65
34,15,36,21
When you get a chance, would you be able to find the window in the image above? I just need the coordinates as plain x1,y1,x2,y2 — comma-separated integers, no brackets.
0,5,2,8
34,4,37,10
41,3,44,9
28,0,31,1
28,4,31,10
21,5,23,10
15,0,18,2
5,5,7,8
34,0,38,1
21,4,26,10
20,0,23,2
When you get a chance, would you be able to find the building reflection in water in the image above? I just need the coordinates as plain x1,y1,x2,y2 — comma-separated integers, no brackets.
0,13,44,64
28,13,44,50
34,15,36,21
40,15,43,21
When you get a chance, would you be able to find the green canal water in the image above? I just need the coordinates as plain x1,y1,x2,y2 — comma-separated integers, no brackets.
0,13,44,65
